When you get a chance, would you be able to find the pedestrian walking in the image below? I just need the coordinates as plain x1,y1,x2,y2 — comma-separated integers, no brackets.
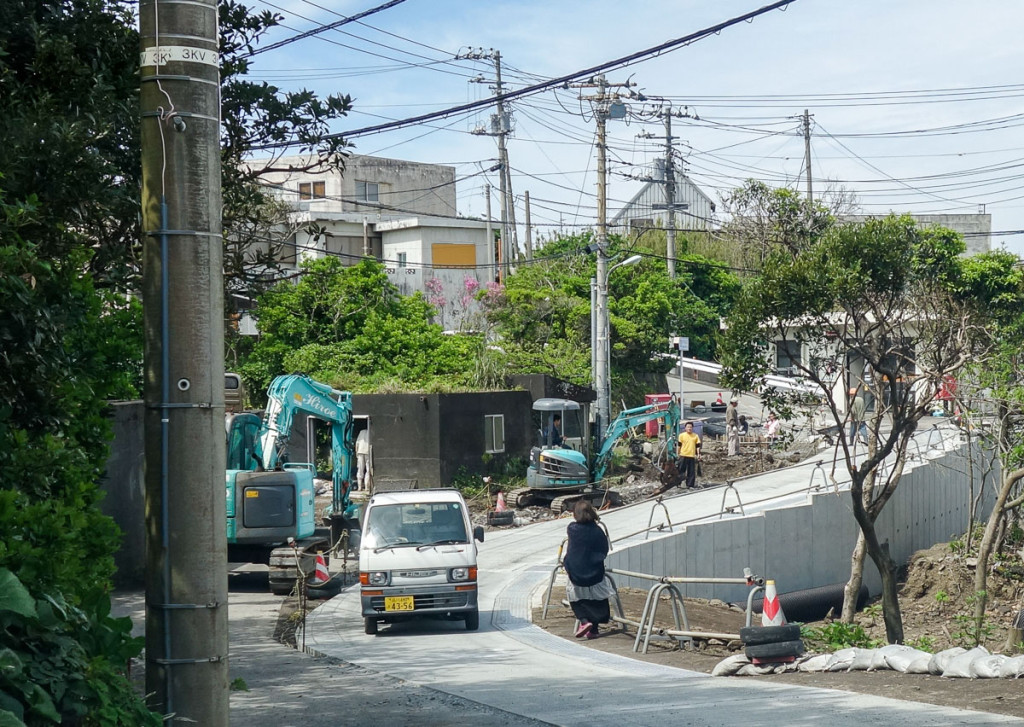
848,387,868,446
563,500,614,640
726,396,741,456
676,421,702,489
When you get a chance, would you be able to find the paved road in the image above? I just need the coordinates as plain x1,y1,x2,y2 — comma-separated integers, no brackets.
305,426,1023,726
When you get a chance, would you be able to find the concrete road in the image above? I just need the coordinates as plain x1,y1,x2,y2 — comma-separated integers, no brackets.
305,427,1022,726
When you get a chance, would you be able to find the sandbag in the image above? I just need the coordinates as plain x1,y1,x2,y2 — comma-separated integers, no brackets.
928,646,967,675
736,663,777,676
825,648,858,672
998,654,1024,679
905,653,933,674
798,654,832,672
971,654,1007,679
942,646,990,678
712,654,751,677
882,645,932,673
848,647,877,671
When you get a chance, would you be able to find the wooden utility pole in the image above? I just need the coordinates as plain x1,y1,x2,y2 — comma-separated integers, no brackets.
139,0,228,722
524,190,533,260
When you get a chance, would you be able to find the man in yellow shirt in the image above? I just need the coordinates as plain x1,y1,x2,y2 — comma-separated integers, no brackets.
676,421,702,489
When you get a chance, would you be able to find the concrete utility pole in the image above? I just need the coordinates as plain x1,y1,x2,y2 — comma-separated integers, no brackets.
575,74,635,446
524,190,533,260
803,109,813,204
485,184,494,278
460,48,518,273
139,0,228,722
663,104,677,279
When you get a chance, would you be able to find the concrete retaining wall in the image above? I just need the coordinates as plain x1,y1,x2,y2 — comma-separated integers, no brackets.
608,441,997,604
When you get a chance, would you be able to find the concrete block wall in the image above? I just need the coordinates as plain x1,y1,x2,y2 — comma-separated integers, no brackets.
607,441,996,604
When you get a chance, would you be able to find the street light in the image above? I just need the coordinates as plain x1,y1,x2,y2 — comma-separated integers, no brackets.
594,253,643,447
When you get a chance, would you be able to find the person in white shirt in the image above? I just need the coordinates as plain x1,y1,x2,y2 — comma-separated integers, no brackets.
355,428,371,491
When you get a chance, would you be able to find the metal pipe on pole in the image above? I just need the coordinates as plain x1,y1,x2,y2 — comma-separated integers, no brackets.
140,0,228,721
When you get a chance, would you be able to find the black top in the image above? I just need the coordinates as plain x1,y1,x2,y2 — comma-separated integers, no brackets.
563,521,609,587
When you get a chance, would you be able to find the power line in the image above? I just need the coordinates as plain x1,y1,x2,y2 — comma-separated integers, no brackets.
242,0,411,58
252,0,797,149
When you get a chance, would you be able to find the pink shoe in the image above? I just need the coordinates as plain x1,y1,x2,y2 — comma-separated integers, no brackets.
575,621,592,638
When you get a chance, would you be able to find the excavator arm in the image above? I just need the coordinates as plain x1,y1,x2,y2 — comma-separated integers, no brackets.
592,398,680,482
254,374,355,515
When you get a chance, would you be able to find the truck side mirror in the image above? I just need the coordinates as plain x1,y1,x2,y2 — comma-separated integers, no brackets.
473,525,485,543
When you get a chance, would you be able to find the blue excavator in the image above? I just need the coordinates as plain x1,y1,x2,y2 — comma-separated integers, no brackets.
509,397,681,513
225,374,359,594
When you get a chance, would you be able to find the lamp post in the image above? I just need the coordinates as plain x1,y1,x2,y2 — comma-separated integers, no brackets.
594,253,642,447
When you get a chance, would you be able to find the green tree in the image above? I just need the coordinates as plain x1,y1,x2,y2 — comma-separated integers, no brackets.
242,257,479,395
720,213,999,644
480,233,738,405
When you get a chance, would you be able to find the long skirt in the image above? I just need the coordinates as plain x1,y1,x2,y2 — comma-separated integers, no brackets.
566,577,616,625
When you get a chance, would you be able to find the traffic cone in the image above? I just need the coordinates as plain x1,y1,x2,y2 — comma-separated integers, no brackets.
312,552,330,584
761,579,787,626
495,491,508,512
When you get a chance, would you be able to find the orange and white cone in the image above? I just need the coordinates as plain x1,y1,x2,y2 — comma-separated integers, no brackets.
761,579,787,626
495,491,508,512
312,553,330,584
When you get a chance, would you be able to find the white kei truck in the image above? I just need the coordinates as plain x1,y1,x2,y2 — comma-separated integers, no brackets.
359,489,485,635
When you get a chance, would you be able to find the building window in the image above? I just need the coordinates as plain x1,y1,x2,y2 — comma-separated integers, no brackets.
356,180,379,203
397,252,407,269
484,414,505,454
775,340,801,375
298,181,325,200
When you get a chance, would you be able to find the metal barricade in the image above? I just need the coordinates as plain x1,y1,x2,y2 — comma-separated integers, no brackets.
644,497,673,540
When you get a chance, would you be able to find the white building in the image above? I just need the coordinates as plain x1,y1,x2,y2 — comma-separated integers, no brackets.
242,154,494,331
610,170,717,235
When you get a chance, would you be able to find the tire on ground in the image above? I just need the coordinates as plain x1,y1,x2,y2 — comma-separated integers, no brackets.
739,624,801,646
465,609,480,631
744,639,805,660
364,617,378,635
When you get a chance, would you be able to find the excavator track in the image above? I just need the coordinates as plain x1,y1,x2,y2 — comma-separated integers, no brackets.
549,489,621,514
507,487,536,509
267,536,330,595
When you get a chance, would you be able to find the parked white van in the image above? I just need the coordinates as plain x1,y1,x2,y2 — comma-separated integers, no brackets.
359,489,485,635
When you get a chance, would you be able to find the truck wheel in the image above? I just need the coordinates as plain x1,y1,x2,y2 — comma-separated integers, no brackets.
464,609,480,631
364,617,378,636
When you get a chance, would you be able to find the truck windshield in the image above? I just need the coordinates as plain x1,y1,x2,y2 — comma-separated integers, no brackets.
363,502,468,550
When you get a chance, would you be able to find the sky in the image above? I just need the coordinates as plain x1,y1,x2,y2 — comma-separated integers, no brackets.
243,0,1024,256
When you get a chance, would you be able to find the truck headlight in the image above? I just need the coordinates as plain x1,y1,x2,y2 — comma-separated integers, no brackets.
448,566,477,582
360,571,390,586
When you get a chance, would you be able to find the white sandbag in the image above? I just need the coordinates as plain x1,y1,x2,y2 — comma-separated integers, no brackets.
868,648,890,671
905,653,934,675
998,654,1024,679
942,646,990,678
712,654,751,677
798,654,832,673
971,654,1007,679
736,663,778,676
928,646,967,675
883,645,932,673
825,648,858,672
848,647,877,671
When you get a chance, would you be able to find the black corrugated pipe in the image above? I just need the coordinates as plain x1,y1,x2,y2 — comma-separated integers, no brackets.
742,582,870,623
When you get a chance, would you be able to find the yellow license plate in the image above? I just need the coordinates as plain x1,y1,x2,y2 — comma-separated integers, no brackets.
384,596,414,612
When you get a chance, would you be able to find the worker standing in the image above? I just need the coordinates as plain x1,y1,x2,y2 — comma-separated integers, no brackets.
726,396,741,456
355,428,371,491
848,388,868,446
676,421,702,489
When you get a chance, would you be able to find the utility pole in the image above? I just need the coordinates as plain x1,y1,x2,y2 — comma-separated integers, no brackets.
663,104,677,279
803,109,813,204
575,74,635,446
460,48,518,273
524,190,533,260
484,184,494,279
139,0,227,723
